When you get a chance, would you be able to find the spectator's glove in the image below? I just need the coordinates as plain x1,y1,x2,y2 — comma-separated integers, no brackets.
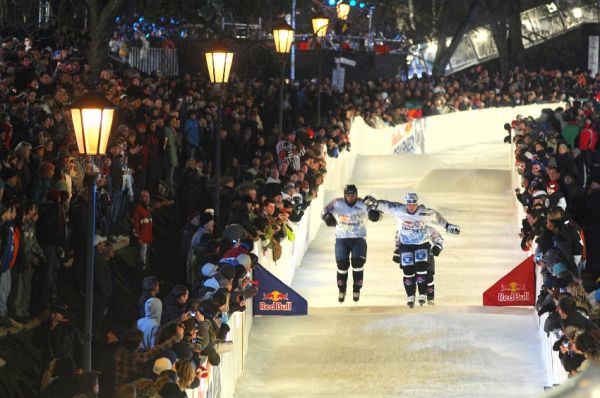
392,249,400,264
446,224,460,235
368,209,382,222
431,245,443,256
322,213,337,227
363,195,377,207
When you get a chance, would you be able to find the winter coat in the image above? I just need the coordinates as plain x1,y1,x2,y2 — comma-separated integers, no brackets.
578,126,598,151
132,203,152,244
37,200,67,246
137,298,162,350
0,221,18,273
161,294,185,325
164,125,179,167
14,218,43,273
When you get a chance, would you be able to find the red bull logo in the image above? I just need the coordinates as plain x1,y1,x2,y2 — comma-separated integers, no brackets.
498,281,530,302
259,290,292,311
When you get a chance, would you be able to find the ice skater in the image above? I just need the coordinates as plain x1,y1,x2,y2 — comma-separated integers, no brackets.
322,184,379,303
365,192,460,307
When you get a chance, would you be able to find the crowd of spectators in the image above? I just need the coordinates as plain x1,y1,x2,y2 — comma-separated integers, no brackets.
511,104,600,377
3,26,600,396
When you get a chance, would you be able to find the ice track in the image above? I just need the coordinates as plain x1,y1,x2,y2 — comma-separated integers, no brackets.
234,139,545,398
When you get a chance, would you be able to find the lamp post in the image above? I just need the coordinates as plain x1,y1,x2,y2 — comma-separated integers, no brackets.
69,92,115,373
312,13,329,127
273,22,294,133
205,46,234,230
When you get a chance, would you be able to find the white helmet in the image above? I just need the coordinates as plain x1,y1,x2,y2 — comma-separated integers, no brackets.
405,192,418,204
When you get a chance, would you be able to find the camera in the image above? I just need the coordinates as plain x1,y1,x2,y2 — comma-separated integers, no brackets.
190,311,196,317
562,340,569,348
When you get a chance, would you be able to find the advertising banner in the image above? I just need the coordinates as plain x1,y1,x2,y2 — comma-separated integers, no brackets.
483,255,535,306
253,264,308,315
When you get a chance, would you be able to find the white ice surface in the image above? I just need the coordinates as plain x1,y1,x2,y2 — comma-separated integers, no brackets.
234,139,546,398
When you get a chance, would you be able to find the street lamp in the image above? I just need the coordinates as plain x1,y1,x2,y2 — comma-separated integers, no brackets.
205,45,234,230
273,21,294,133
336,0,351,21
312,13,329,126
69,92,115,373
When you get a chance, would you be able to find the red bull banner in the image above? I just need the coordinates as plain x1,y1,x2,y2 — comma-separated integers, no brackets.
253,264,308,316
483,255,535,306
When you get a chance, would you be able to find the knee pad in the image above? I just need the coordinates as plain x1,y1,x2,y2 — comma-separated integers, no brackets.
351,257,365,271
336,259,350,272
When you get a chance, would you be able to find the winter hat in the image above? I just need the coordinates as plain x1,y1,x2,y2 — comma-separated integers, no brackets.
546,180,559,192
200,212,214,226
552,262,567,276
587,289,600,306
55,180,69,193
50,303,68,316
94,235,107,246
153,357,172,375
204,278,220,291
170,284,188,298
171,342,193,362
532,190,547,199
201,263,219,277
236,254,251,268
219,263,236,280
161,349,178,365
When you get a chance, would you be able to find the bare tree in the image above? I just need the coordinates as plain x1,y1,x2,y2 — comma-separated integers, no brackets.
86,0,128,76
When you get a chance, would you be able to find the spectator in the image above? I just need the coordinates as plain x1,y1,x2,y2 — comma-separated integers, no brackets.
137,276,160,318
131,190,152,270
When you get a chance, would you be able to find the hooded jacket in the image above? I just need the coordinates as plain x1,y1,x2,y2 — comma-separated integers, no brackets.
137,298,162,350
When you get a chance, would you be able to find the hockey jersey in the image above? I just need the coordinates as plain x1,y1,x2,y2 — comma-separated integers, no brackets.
322,198,369,239
376,200,449,245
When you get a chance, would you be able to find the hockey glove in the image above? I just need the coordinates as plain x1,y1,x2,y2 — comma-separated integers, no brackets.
322,213,337,227
431,245,443,256
392,249,400,264
446,224,460,235
368,209,382,222
363,195,377,207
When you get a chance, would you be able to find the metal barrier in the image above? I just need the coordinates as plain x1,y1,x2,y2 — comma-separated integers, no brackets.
127,47,179,76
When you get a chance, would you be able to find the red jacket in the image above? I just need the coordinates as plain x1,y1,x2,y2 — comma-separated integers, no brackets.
132,204,152,244
579,126,598,151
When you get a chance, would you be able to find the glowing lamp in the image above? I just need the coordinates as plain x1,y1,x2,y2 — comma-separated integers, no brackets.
70,92,115,156
273,22,295,54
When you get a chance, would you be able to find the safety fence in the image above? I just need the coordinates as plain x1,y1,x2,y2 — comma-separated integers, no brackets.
127,47,180,76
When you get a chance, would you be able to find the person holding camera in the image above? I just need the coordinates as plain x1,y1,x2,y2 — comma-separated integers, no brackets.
365,192,460,308
322,184,379,303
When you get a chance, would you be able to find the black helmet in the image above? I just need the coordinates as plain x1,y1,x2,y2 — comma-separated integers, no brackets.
344,184,358,195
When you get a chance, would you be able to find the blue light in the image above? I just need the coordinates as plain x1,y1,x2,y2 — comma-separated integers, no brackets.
138,16,144,23
349,0,357,6
359,2,365,8
328,0,336,5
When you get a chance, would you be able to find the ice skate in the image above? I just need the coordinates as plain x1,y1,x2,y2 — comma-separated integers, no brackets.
338,291,346,303
419,294,427,306
427,298,435,305
407,296,415,308
353,291,360,302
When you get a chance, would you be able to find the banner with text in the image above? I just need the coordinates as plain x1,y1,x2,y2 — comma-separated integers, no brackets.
253,264,308,316
483,255,535,306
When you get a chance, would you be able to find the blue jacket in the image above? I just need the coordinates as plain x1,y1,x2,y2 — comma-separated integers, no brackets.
184,118,200,148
